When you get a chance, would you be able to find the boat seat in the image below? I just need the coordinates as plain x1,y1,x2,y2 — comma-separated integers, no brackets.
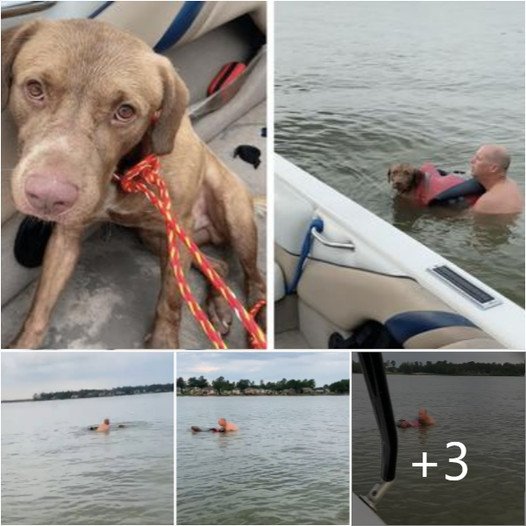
275,263,286,302
385,311,503,349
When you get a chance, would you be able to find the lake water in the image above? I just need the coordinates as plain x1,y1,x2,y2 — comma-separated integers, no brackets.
177,395,349,524
275,1,525,306
352,373,525,525
1,393,173,525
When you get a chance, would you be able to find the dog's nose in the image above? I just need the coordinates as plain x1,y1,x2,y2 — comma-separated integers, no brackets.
25,173,79,216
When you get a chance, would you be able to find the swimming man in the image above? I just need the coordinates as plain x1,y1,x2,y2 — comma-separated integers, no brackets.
470,145,524,214
96,418,110,432
217,418,238,432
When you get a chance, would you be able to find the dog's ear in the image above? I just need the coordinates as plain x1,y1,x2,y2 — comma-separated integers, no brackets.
387,167,392,182
150,59,189,156
2,22,40,110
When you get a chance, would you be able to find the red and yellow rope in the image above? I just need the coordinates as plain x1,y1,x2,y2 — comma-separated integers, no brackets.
117,154,266,349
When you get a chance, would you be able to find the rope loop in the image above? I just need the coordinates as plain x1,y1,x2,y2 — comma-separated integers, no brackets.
118,154,266,349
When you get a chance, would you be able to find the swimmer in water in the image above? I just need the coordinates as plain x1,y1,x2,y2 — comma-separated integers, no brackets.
417,408,436,426
397,408,436,429
96,418,110,432
217,418,238,432
190,418,238,433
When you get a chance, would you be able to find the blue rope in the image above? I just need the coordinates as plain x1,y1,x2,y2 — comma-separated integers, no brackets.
286,218,324,294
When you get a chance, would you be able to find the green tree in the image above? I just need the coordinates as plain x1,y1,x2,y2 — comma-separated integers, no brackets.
236,379,251,392
177,377,187,391
212,376,230,394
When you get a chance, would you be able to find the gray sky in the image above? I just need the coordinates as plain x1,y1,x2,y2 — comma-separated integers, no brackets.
352,352,525,365
1,352,173,400
177,352,350,386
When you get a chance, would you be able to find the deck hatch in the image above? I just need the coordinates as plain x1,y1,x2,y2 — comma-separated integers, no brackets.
428,265,502,309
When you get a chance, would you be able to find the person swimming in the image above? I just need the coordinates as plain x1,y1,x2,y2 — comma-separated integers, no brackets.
191,418,239,433
96,418,110,432
88,418,128,432
397,408,436,429
217,418,238,432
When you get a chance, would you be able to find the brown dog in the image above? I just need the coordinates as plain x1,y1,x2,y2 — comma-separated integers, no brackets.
2,19,266,349
387,164,424,195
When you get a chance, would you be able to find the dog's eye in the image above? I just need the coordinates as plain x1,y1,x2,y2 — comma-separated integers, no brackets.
114,104,136,122
25,80,45,102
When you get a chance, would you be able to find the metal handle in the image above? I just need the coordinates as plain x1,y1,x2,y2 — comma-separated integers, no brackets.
1,1,56,19
311,227,355,251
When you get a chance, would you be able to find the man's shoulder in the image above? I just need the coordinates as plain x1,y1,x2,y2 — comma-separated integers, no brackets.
472,187,504,213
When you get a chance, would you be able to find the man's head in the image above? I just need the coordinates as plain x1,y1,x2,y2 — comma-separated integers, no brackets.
218,418,226,427
471,145,511,183
104,418,110,425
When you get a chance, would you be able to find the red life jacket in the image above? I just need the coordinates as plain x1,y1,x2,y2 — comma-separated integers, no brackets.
414,162,481,207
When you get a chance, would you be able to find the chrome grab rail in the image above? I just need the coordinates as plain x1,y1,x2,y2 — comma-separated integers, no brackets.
1,1,56,19
311,226,356,251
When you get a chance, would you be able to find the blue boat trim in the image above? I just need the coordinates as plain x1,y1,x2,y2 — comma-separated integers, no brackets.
385,311,478,344
154,2,205,53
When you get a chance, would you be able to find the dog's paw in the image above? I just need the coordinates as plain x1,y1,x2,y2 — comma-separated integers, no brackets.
206,295,233,336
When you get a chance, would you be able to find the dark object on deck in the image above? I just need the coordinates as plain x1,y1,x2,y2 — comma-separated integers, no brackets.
329,320,401,349
233,145,261,169
14,216,53,268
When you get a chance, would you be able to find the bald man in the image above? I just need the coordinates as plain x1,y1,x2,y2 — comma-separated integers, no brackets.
470,145,523,214
96,418,110,432
217,418,238,432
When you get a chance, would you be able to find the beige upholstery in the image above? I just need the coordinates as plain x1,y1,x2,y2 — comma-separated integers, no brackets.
404,326,503,349
275,244,498,349
274,262,286,301
440,339,504,349
296,258,452,328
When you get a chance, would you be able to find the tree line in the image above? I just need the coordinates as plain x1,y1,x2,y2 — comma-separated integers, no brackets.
177,376,349,394
33,383,174,401
352,360,524,376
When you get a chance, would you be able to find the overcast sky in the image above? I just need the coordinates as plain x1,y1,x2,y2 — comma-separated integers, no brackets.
1,352,173,400
177,352,350,386
352,352,525,365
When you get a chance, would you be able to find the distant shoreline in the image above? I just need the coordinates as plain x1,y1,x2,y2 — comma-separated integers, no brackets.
1,391,171,404
177,386,349,397
2,384,173,404
352,361,524,377
351,372,524,377
178,392,349,397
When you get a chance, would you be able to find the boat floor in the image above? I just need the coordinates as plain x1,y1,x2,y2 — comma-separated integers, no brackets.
275,329,310,349
1,103,266,350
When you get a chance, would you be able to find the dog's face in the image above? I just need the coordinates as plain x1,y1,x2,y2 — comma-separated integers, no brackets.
387,164,424,193
2,19,189,225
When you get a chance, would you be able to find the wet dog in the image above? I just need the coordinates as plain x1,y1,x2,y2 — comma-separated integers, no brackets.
387,163,424,195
